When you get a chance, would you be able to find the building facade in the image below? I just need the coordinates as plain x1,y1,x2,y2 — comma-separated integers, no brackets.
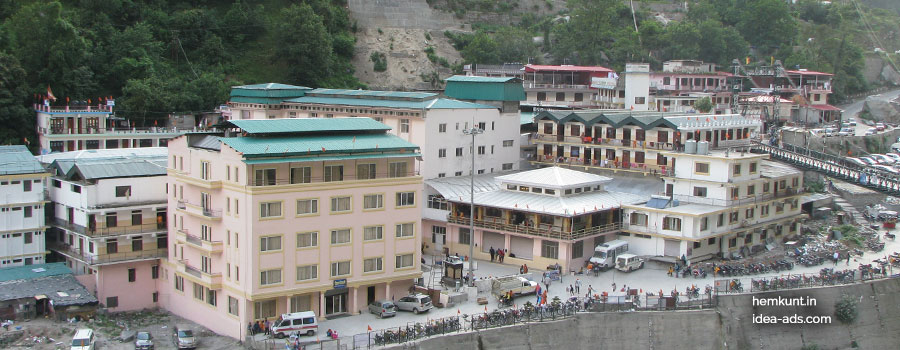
40,148,169,312
0,146,49,268
35,104,181,154
161,118,423,339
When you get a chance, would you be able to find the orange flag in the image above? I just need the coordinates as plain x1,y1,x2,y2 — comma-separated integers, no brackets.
367,325,372,332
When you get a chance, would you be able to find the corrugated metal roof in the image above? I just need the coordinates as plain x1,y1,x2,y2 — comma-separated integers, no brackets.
189,135,222,151
760,160,800,178
444,76,525,102
233,83,312,90
0,263,71,282
0,273,98,306
222,133,419,157
308,88,437,100
535,110,760,131
524,64,614,73
67,157,167,180
451,189,644,217
285,97,495,110
496,166,611,189
227,118,391,135
229,96,291,105
36,148,168,164
244,152,421,164
0,145,44,176
520,112,535,125
426,173,506,199
230,83,312,103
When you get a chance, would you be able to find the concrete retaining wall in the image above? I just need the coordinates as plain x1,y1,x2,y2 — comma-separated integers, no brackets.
389,278,900,349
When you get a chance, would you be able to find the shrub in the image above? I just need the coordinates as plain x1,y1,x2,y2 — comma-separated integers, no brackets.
370,52,387,72
834,294,858,324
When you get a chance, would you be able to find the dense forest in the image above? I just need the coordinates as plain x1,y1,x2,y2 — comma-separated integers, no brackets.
0,0,897,147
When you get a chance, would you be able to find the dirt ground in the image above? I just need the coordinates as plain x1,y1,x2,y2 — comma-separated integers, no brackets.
1,310,240,350
351,27,460,91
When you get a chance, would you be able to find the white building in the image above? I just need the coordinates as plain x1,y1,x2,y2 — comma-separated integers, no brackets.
621,146,805,262
0,146,49,268
39,148,168,311
35,104,181,154
624,63,651,111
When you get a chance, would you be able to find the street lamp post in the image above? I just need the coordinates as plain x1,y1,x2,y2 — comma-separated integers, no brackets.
463,127,483,287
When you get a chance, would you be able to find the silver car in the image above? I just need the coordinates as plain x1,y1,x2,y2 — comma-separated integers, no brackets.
173,326,196,349
395,294,433,314
368,300,397,318
134,331,154,350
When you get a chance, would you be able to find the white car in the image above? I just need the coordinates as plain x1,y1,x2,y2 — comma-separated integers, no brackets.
859,157,877,165
871,154,894,164
838,128,853,136
866,128,878,135
874,165,899,175
847,158,867,167
849,121,857,126
876,123,886,131
886,153,900,162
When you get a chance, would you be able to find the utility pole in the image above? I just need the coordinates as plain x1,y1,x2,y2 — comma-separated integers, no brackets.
463,127,483,287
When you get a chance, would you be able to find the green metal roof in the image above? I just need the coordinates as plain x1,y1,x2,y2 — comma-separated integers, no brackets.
520,112,535,125
243,152,421,164
285,96,496,110
222,133,419,158
444,75,525,102
230,83,312,103
0,263,71,282
0,145,44,176
227,118,391,135
308,88,437,100
535,110,679,129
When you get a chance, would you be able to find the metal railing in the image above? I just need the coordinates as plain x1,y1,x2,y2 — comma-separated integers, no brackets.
51,217,166,237
49,241,167,265
40,126,180,135
447,215,620,240
667,188,802,207
532,155,675,177
247,170,420,187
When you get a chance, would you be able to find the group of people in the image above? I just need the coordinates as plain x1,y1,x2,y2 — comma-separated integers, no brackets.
564,278,584,296
248,319,272,336
488,247,507,262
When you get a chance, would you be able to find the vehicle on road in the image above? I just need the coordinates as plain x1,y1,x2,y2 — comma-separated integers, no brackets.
849,121,857,126
847,158,867,167
876,123,886,131
490,275,538,297
874,165,900,175
615,254,645,272
395,294,433,314
887,153,900,162
866,127,878,135
135,331,154,350
173,326,197,349
368,300,397,318
71,329,96,350
871,154,894,164
589,240,629,270
824,127,837,136
272,311,319,337
838,128,853,136
859,157,877,165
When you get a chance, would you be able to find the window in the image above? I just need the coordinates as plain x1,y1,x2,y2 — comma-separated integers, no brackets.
693,187,707,197
396,191,415,207
400,119,410,133
152,265,159,279
357,163,376,180
255,300,276,319
729,237,737,248
477,146,485,155
718,213,725,227
438,123,447,133
455,148,463,157
396,223,414,238
260,236,282,252
634,97,646,104
630,213,648,226
132,238,143,252
364,257,383,273
296,199,318,215
331,261,351,277
228,296,239,316
71,184,81,193
175,275,184,291
52,179,61,188
297,265,317,281
478,122,486,130
106,214,118,228
746,208,755,218
260,269,282,285
395,254,414,269
730,211,739,223
731,188,740,199
201,161,210,180
761,205,770,216
331,196,351,212
128,268,136,282
290,167,312,184
364,226,383,241
389,162,407,177
254,169,276,186
455,171,463,176
695,162,710,174
331,229,351,244
749,162,758,174
106,297,119,308
24,232,32,244
541,240,559,259
297,232,317,248
324,165,344,182
700,217,709,231
459,228,471,244
115,186,131,197
747,185,755,196
23,206,32,218
662,217,682,231
260,202,282,218
503,140,514,147
226,166,230,181
763,182,770,193
733,164,742,176
502,163,513,170
792,177,799,187
438,148,447,158
363,194,383,210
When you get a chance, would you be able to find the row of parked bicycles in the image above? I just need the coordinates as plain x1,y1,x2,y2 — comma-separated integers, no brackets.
372,317,462,346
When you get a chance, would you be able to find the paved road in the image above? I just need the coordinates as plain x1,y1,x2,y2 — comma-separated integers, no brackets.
841,89,900,136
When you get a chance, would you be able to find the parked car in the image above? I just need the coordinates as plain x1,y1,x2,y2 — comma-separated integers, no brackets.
864,119,875,126
860,157,877,165
368,300,398,318
272,311,318,337
849,121,857,126
615,254,645,272
847,158,867,167
838,128,853,136
395,294,433,314
871,154,894,164
824,127,837,136
886,153,900,162
866,127,878,135
172,326,196,349
876,123,886,131
135,331,154,350
874,165,899,175
71,329,96,350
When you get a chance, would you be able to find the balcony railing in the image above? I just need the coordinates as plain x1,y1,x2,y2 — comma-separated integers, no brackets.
51,217,166,237
447,215,621,240
246,170,421,187
40,126,181,136
177,200,222,219
525,83,592,90
669,188,802,207
49,241,167,265
177,260,222,287
175,228,224,254
532,155,675,177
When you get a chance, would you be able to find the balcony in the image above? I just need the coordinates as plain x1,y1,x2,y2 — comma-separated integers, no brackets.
48,240,166,265
177,200,222,220
39,126,181,136
447,215,621,241
176,259,222,288
532,155,674,177
525,82,593,90
51,217,166,237
174,229,223,254
669,188,803,207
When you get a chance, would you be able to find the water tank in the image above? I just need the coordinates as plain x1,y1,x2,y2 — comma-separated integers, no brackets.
697,141,709,155
685,140,697,154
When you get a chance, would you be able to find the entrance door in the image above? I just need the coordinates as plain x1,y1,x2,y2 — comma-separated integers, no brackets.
367,286,376,305
622,151,631,167
664,240,680,257
325,292,347,315
583,148,592,165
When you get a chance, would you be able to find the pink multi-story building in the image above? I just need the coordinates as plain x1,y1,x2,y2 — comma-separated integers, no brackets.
160,117,423,339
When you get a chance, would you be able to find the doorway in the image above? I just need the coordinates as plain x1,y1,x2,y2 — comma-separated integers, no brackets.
367,286,376,305
325,290,347,315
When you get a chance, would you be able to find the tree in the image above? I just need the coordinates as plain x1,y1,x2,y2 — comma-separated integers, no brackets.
271,4,334,87
834,294,858,324
494,27,539,64
737,0,796,54
461,32,500,64
694,97,713,113
0,52,33,147
551,0,635,65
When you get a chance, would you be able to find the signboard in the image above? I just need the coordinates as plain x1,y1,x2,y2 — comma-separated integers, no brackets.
333,279,347,289
591,77,618,89
107,99,115,107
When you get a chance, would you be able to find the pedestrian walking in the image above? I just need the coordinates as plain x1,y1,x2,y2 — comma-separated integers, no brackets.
499,249,505,262
489,247,495,262
566,285,571,296
575,278,581,294
833,251,839,266
846,253,851,265
611,283,616,292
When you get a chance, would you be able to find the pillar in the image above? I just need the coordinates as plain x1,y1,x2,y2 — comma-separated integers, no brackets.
319,292,326,319
287,294,292,313
504,234,511,253
351,287,359,315
385,282,392,301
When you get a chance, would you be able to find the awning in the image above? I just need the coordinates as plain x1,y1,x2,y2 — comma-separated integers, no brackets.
35,295,47,300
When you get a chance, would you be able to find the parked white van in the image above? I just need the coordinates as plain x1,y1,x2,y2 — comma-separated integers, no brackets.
589,240,629,270
615,254,645,272
272,311,319,338
70,329,96,350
